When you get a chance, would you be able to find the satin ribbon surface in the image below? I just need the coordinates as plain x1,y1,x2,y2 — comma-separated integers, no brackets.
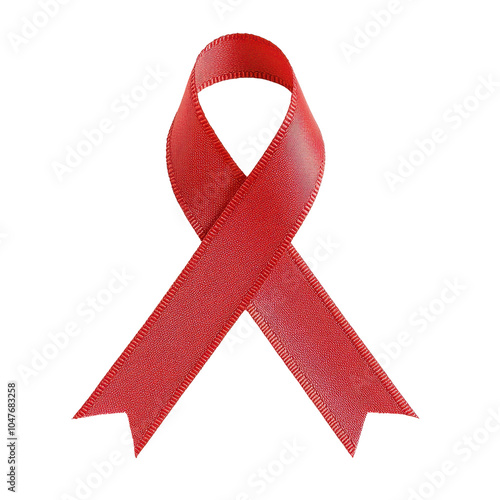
75,34,416,457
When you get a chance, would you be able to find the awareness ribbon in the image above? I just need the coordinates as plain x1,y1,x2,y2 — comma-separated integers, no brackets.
74,34,416,457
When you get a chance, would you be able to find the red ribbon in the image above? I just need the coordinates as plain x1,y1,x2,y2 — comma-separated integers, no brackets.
74,34,416,457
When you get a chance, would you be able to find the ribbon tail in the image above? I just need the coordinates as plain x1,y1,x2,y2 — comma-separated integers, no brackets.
72,327,202,457
249,246,417,456
72,292,243,458
74,393,161,457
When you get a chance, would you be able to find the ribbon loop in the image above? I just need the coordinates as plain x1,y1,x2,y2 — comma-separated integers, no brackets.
75,34,415,457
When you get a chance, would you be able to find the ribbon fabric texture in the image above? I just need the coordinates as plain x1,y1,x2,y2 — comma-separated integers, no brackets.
74,34,416,457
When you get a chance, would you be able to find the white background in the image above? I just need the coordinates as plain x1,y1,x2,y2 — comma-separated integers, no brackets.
2,1,500,499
